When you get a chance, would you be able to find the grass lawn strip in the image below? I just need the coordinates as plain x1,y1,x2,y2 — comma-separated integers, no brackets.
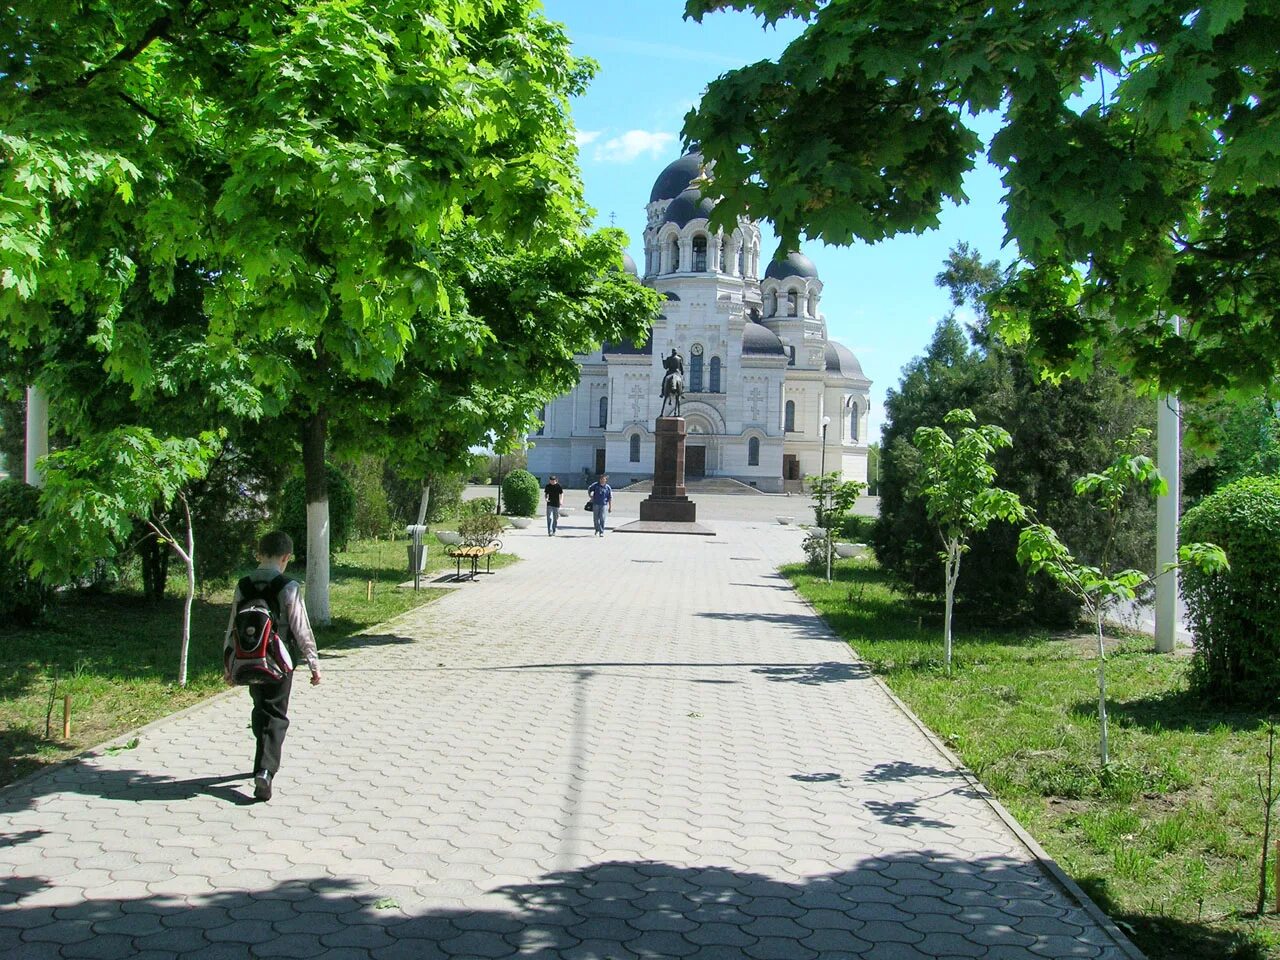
785,560,1280,960
0,536,515,789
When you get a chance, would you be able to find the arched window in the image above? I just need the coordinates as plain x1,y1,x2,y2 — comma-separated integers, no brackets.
709,356,721,394
848,404,858,441
536,405,545,436
692,235,707,272
767,290,778,317
719,241,728,273
598,396,608,428
689,353,704,392
737,245,745,276
787,290,798,316
785,400,796,432
748,437,760,466
629,434,641,462
668,237,680,273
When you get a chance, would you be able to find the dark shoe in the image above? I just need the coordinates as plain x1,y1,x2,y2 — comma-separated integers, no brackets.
254,770,273,802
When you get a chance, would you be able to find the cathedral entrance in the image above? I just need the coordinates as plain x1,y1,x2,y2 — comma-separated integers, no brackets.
783,454,800,481
595,449,606,475
687,445,707,478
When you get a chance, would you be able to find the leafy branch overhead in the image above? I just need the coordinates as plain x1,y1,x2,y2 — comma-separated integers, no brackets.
684,0,1280,396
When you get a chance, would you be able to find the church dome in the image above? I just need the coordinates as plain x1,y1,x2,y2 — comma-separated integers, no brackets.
662,187,716,227
765,251,820,281
650,150,705,203
743,322,786,356
621,251,638,276
825,340,865,379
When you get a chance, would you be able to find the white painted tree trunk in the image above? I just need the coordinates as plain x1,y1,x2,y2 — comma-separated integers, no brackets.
306,498,331,625
943,539,961,675
1094,607,1110,768
179,520,195,688
24,385,48,487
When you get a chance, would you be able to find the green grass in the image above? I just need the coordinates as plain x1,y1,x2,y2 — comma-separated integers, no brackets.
786,559,1280,960
0,536,514,788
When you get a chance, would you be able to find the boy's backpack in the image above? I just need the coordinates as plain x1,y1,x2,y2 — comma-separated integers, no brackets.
228,574,295,685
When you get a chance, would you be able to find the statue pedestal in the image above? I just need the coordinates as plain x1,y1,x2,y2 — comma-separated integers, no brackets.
619,417,713,535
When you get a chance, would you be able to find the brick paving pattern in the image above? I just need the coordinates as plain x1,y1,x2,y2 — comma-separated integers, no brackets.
0,505,1138,958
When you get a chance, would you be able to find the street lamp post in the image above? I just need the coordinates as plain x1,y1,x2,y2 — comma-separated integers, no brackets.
821,415,832,582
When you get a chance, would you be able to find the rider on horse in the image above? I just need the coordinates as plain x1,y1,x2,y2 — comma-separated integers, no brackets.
660,348,684,418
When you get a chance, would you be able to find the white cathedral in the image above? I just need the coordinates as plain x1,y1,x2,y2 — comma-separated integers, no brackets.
527,150,871,493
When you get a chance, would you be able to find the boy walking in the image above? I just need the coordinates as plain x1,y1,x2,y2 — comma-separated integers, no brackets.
224,531,322,801
587,473,613,536
544,475,564,536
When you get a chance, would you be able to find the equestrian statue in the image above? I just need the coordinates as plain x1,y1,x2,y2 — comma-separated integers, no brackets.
659,348,685,418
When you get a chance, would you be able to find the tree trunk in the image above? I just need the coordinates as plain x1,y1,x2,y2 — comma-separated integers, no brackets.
302,409,331,625
178,508,195,688
1095,610,1109,768
943,540,960,675
140,530,170,602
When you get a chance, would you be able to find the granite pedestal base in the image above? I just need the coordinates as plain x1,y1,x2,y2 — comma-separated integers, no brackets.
620,417,713,536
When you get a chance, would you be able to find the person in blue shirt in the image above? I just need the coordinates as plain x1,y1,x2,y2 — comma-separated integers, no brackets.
587,473,613,536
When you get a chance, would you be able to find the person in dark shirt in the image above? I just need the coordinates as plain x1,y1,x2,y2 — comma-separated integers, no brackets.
544,475,565,536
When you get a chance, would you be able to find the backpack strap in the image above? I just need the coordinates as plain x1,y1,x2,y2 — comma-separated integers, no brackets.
237,574,290,619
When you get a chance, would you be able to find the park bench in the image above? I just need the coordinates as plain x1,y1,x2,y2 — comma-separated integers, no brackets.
446,542,500,582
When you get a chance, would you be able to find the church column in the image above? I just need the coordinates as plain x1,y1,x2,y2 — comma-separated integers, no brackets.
710,234,723,274
679,237,692,273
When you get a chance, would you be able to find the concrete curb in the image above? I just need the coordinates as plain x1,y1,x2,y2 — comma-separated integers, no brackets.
788,578,1148,960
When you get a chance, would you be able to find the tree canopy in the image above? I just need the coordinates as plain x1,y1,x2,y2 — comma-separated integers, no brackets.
684,0,1280,396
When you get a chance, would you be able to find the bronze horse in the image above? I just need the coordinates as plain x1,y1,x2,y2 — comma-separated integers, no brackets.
659,348,684,418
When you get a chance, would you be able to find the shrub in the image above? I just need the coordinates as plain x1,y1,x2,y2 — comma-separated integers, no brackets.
342,454,392,538
501,468,539,516
461,497,497,519
382,467,466,525
276,464,356,560
0,479,53,624
1182,476,1280,706
458,511,504,547
839,514,876,542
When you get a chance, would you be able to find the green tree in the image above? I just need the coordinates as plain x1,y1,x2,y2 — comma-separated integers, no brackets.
1018,432,1227,766
16,428,223,686
2,2,659,622
684,0,1280,397
874,247,1155,625
803,472,866,579
1184,397,1280,505
913,409,1024,674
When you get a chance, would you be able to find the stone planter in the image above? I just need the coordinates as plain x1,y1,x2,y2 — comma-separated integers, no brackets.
776,516,795,525
508,516,532,529
835,542,870,559
435,530,462,546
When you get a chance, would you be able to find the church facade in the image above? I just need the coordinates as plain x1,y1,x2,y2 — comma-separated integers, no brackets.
527,150,872,493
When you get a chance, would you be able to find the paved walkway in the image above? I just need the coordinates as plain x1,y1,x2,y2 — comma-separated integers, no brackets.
0,509,1138,959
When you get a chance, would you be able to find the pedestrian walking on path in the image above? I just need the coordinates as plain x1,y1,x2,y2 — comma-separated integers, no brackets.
586,473,612,536
223,531,322,801
543,475,564,536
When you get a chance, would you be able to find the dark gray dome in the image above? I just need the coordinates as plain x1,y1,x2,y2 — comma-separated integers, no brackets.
650,151,705,203
765,250,820,281
621,251,637,276
743,322,786,356
662,186,716,227
825,340,865,379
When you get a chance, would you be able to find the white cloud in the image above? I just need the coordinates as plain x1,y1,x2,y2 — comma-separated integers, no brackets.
574,130,601,147
594,130,678,164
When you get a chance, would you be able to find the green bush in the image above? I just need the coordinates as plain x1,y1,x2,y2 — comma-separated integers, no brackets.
458,511,504,547
461,497,496,519
1182,475,1280,706
501,468,539,516
342,455,392,538
382,467,466,525
0,479,53,624
276,464,357,560
839,514,876,542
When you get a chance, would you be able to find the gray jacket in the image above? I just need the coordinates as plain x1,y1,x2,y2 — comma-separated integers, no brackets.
224,567,320,672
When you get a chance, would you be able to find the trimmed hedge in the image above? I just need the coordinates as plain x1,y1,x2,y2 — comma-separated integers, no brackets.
501,468,539,517
276,464,356,560
0,479,53,624
1182,475,1280,706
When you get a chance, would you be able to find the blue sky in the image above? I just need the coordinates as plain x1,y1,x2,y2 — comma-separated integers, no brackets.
540,0,1013,441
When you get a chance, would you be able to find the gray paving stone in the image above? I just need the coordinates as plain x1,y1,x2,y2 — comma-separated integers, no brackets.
0,515,1139,960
